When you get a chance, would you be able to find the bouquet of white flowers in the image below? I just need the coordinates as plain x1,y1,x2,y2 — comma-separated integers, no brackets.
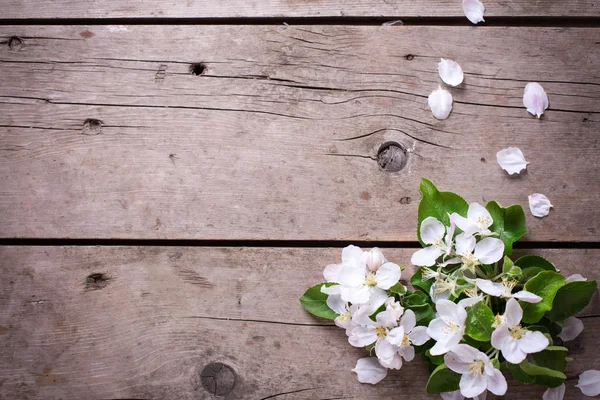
300,178,597,399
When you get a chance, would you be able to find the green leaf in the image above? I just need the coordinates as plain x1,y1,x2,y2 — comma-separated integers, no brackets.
465,302,495,342
545,280,597,322
411,268,434,294
520,267,545,283
514,255,557,272
532,346,568,373
402,291,430,307
519,360,566,388
527,325,549,334
485,201,526,256
417,178,468,245
426,349,444,366
413,304,435,325
389,282,407,295
502,256,514,274
299,283,338,320
506,362,535,384
521,272,566,324
426,364,461,394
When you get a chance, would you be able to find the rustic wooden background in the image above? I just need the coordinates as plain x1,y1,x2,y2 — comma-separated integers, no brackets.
0,2,598,399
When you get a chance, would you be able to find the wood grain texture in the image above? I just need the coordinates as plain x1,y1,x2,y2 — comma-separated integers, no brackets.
0,26,599,241
2,0,600,19
0,246,597,399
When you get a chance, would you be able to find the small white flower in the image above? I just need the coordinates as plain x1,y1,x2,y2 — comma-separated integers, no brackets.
412,217,453,267
543,383,565,400
462,0,485,24
475,278,541,303
428,86,453,120
496,147,529,175
523,82,549,118
387,309,430,363
557,316,584,342
322,284,388,334
528,194,553,218
375,297,405,327
450,203,494,236
430,278,456,304
323,244,364,282
491,298,549,363
457,287,484,308
454,233,505,267
427,300,467,355
566,273,587,282
352,357,388,384
362,247,387,271
576,370,600,397
438,59,464,86
445,344,507,398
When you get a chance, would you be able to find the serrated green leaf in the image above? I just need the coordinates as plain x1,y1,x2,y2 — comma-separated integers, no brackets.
426,364,461,394
545,280,597,322
417,178,468,245
485,201,526,256
413,304,435,325
402,291,430,307
299,283,338,320
521,272,566,324
514,255,557,272
519,360,566,388
506,362,535,384
426,349,444,366
531,346,568,373
411,267,434,294
502,256,514,274
465,302,495,342
389,282,407,295
520,267,544,283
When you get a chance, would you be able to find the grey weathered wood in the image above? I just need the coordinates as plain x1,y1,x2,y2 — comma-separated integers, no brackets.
2,0,599,19
0,246,597,399
0,26,599,241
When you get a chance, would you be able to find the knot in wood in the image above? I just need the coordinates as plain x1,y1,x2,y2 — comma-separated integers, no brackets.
377,142,407,172
85,273,110,290
190,63,207,76
82,119,103,135
200,362,236,396
8,36,23,51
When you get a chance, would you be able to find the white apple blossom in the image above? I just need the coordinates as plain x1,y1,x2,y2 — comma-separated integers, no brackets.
430,278,456,304
475,278,541,303
576,370,600,397
428,86,453,120
444,344,507,398
453,233,505,267
557,316,584,342
491,298,549,363
543,383,565,400
528,193,552,218
450,203,494,236
438,59,464,86
412,217,454,267
362,247,387,271
523,82,548,118
427,300,467,355
462,0,485,24
352,357,388,384
387,309,430,362
496,147,529,175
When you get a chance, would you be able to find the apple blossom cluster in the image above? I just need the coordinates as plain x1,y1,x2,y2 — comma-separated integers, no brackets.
300,179,598,399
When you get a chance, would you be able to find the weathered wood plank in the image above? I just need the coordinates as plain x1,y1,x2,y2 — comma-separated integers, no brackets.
2,0,599,19
0,26,598,241
0,247,598,399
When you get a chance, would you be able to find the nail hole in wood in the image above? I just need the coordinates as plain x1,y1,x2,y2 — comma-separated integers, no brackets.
200,362,236,396
82,119,103,135
377,142,407,172
86,273,110,290
8,36,23,51
405,54,415,61
190,63,207,76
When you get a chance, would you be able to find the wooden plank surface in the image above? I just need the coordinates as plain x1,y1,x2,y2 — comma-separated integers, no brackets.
0,26,599,241
2,0,599,19
0,246,597,399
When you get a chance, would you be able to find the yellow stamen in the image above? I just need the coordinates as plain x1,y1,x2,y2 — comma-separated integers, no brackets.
402,334,411,347
365,274,377,287
375,326,387,339
509,324,526,340
338,312,351,323
467,360,485,376
476,216,491,226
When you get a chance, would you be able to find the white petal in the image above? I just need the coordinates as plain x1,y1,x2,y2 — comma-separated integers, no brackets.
320,284,340,296
476,279,505,297
518,330,549,354
342,245,364,265
440,390,464,400
409,326,430,346
399,344,415,362
528,193,553,218
348,326,378,348
468,202,494,230
576,370,600,397
438,58,464,86
340,285,371,305
500,336,527,364
387,326,406,346
523,82,549,118
352,357,388,385
474,238,504,264
512,290,542,303
486,368,507,396
462,0,485,24
362,287,389,315
421,217,446,244
458,295,483,308
323,263,343,282
543,383,565,400
326,293,347,315
566,273,587,282
379,352,403,370
436,300,467,325
491,324,510,350
430,339,453,356
557,316,584,342
399,309,417,333
450,343,482,364
455,232,476,256
450,212,479,236
411,246,444,267
376,262,401,290
444,352,470,374
431,284,451,304
364,247,387,271
496,147,529,175
474,391,487,400
428,86,453,120
338,264,366,287
460,372,487,398
375,338,399,366
504,298,523,327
